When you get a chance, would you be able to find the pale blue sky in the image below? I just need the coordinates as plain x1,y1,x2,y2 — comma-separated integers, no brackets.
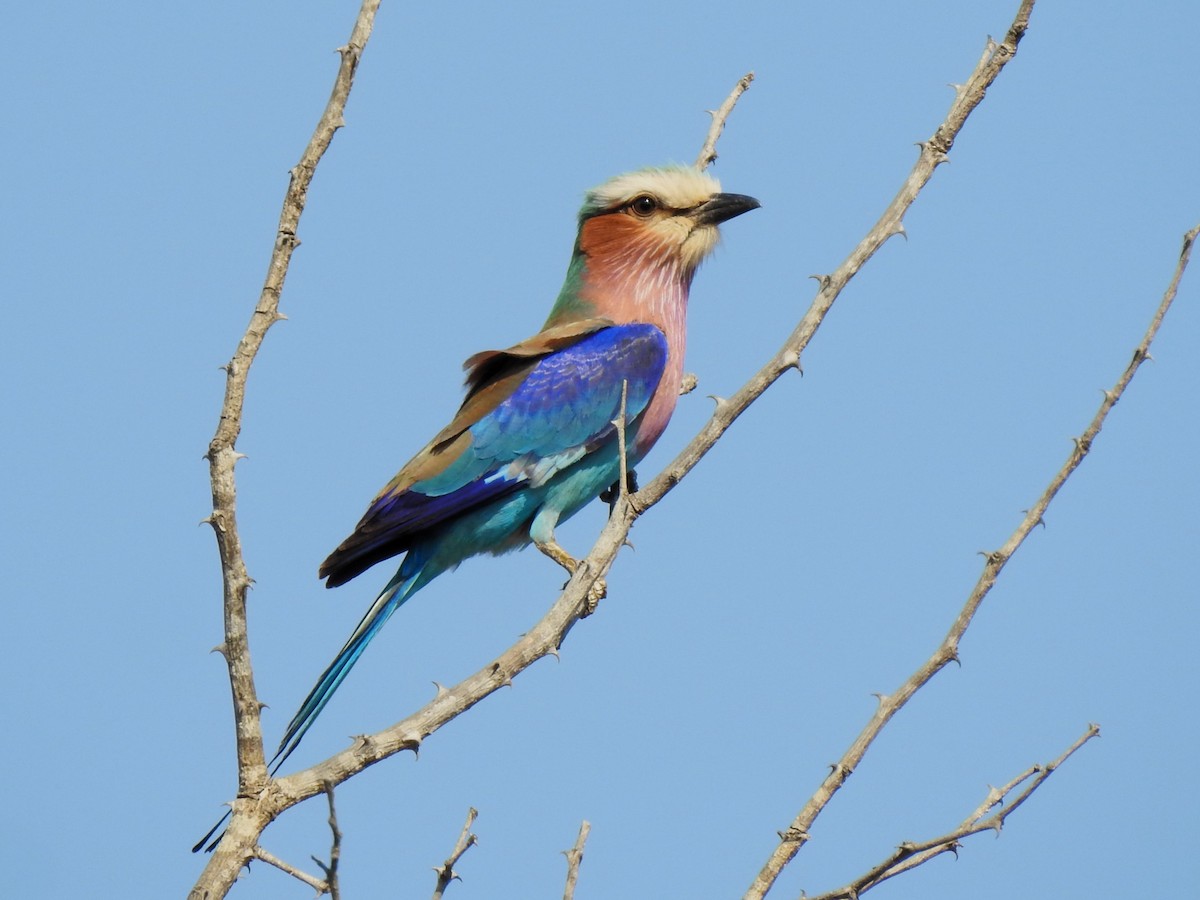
3,2,1197,897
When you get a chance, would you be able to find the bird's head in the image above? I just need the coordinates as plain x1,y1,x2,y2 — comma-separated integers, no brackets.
548,165,759,326
578,165,759,276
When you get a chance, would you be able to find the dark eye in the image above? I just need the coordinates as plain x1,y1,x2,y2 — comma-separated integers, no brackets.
630,195,658,216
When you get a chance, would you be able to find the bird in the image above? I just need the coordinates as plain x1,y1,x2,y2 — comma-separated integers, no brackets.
282,165,757,769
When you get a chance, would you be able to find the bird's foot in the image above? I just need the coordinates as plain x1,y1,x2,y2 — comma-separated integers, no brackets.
583,576,606,616
535,537,606,615
535,537,579,574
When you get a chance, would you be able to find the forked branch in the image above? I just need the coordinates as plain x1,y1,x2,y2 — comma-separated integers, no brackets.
743,216,1197,896
191,1,382,897
432,808,479,899
808,725,1100,900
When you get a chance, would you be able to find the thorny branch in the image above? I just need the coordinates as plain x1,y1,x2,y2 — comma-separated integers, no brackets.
562,821,591,900
312,782,343,900
257,68,763,821
193,59,753,896
251,845,327,894
807,725,1100,900
191,0,382,897
432,808,479,899
193,0,1193,895
741,219,1197,898
696,71,755,170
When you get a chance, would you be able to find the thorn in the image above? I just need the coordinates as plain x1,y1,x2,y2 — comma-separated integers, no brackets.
198,515,214,527
807,273,832,291
545,646,560,662
432,681,450,700
1101,388,1117,403
828,762,852,779
257,700,269,712
897,841,917,853
892,221,908,241
276,312,289,322
780,349,803,376
622,537,636,552
231,451,248,463
1143,351,1154,363
871,692,888,707
1020,508,1047,529
210,643,228,658
707,394,727,412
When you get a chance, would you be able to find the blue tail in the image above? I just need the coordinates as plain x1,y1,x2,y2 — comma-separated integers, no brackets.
270,553,433,773
192,554,432,854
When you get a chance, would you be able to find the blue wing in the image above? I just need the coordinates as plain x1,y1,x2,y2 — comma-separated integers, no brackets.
320,323,668,586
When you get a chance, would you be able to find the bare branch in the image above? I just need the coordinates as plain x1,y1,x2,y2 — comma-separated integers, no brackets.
263,0,1036,838
741,219,1198,896
695,71,755,171
190,0,382,896
432,808,479,899
310,782,342,900
808,725,1101,899
252,845,329,894
614,379,631,503
562,820,591,900
192,4,1173,897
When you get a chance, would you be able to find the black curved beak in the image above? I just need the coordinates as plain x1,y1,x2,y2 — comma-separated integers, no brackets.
693,192,761,226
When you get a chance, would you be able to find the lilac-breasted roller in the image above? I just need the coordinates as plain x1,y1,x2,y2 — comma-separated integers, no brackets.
277,165,758,767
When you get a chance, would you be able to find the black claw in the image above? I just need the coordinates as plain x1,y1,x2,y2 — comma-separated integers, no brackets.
600,470,639,514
